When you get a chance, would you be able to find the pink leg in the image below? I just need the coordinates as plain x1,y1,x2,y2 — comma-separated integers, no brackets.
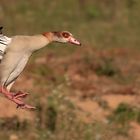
0,86,36,110
14,91,29,99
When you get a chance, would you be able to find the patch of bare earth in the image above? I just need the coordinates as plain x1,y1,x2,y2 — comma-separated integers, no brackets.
0,97,33,121
0,47,140,139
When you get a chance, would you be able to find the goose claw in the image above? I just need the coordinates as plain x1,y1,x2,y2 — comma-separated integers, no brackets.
16,103,36,110
14,91,29,99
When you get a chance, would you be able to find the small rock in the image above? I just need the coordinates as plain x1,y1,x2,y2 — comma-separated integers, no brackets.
9,134,18,140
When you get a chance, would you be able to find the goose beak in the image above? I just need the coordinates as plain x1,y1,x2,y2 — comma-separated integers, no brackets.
69,37,81,46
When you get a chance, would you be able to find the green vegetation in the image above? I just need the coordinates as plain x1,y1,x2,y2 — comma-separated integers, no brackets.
95,57,119,77
1,0,140,49
109,103,140,125
108,103,140,136
0,90,133,140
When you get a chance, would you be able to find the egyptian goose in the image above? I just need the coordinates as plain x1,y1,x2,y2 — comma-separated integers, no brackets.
0,27,81,110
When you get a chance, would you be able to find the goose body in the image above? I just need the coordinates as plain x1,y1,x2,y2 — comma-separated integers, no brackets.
0,27,81,109
0,35,49,88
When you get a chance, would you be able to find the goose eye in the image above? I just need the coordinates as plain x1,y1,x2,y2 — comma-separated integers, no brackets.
62,32,70,38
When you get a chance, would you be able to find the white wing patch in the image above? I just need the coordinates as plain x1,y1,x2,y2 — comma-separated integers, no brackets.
0,35,12,60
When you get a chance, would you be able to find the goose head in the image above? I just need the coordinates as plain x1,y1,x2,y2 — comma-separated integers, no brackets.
42,31,81,46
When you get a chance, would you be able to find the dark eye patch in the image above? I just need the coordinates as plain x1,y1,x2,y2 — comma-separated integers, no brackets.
62,32,70,38
53,32,61,38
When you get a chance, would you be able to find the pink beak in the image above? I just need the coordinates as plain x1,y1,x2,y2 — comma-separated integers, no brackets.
69,37,81,46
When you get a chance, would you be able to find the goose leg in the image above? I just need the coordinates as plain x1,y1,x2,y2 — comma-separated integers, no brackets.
7,82,29,99
0,86,14,99
0,86,36,110
14,91,29,99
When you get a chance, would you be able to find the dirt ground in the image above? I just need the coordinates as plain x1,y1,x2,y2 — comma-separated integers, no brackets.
1,46,140,139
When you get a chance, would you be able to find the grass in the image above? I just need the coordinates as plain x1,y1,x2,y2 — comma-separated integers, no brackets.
108,103,140,136
0,116,28,131
0,85,136,140
0,85,134,140
109,103,140,125
95,57,119,77
1,0,140,49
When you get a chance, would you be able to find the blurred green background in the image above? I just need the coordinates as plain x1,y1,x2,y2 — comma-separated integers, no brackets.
1,0,140,140
1,0,140,48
